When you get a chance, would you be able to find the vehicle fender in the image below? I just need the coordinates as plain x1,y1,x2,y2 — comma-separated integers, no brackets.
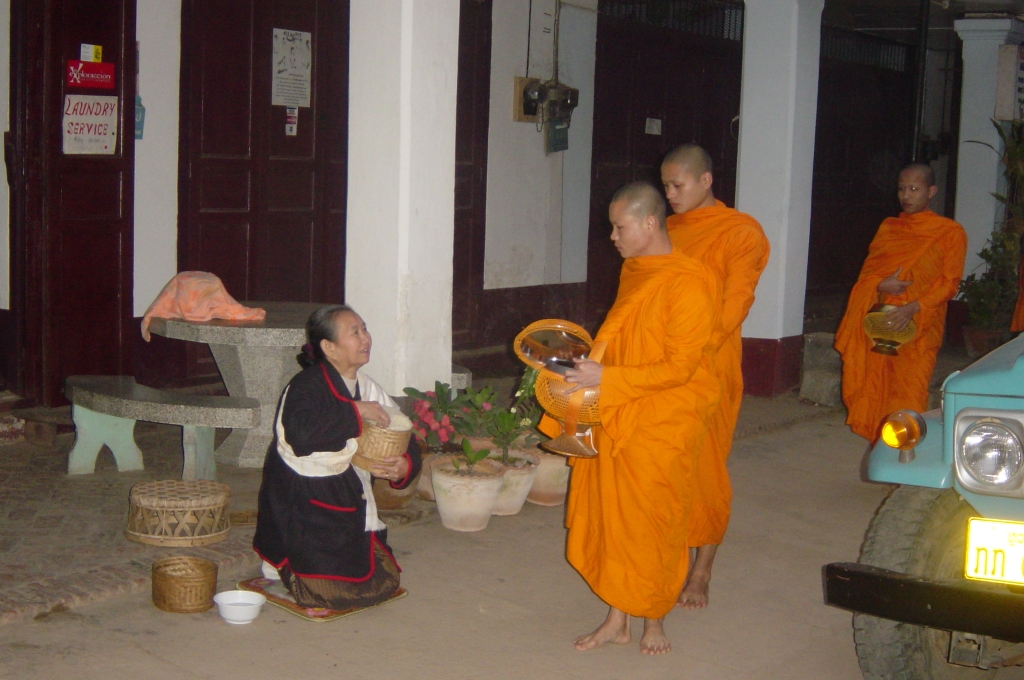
866,411,953,488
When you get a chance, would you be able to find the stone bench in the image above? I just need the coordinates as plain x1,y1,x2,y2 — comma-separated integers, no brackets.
65,376,261,481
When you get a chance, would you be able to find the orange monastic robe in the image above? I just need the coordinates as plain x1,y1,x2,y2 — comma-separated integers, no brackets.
565,250,722,619
666,201,769,546
835,211,966,441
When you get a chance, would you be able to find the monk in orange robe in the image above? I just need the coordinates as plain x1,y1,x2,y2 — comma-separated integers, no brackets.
564,181,722,655
836,163,966,441
660,144,770,610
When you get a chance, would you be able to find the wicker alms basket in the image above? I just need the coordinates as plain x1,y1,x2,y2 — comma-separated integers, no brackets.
863,303,917,355
151,556,217,613
353,411,413,472
125,479,231,547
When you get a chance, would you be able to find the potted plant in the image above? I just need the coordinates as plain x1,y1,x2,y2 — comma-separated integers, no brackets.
958,230,1019,358
431,439,504,531
507,366,572,506
453,385,497,449
404,381,461,501
485,408,539,516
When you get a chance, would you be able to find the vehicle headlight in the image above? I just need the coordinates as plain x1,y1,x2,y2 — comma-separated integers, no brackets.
961,421,1023,485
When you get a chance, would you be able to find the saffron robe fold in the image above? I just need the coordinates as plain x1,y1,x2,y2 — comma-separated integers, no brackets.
666,201,769,546
565,250,722,619
835,210,966,441
1012,235,1024,332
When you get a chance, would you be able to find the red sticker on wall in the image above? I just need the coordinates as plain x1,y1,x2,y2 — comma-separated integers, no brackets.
66,60,115,89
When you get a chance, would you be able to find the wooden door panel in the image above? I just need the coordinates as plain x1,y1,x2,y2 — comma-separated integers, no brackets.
60,169,124,220
451,0,492,347
182,0,347,327
197,218,251,295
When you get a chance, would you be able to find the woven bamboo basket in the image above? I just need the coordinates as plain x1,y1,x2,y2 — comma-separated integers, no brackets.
863,304,917,355
151,556,217,613
125,479,231,547
353,416,413,472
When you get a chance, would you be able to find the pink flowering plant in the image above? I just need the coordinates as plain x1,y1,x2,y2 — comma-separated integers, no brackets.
404,381,461,449
454,385,498,438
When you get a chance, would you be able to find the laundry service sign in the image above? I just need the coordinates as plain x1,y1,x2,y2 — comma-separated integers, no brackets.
62,95,118,155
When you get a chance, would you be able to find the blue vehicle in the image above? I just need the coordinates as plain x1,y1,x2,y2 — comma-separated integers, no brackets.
825,334,1024,678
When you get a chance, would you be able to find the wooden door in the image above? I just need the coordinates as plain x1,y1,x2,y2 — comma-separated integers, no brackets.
586,12,743,322
12,0,137,405
179,0,348,304
452,0,492,348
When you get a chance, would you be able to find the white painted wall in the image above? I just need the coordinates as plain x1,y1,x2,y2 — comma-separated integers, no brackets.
558,3,596,284
0,0,10,310
345,0,460,394
953,18,1024,278
133,0,181,315
736,0,824,341
483,0,596,289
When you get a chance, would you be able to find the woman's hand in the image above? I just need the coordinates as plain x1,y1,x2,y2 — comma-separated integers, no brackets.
355,401,390,427
564,359,603,393
370,455,410,483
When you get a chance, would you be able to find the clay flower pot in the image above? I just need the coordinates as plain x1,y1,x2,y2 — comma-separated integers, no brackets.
431,459,503,531
487,449,539,516
527,448,570,506
416,453,455,501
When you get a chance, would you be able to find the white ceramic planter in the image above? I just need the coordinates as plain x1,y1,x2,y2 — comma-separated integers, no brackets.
526,449,570,506
416,453,455,501
431,459,503,531
488,450,539,516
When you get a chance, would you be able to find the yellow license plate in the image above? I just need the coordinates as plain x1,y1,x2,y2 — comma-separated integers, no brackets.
965,517,1024,585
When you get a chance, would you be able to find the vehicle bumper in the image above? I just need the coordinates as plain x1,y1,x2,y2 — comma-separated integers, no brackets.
823,562,1024,643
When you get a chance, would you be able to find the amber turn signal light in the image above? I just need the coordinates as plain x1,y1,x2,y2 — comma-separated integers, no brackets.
880,410,926,451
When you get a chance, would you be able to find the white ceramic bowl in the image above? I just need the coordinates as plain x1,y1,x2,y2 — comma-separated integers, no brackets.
213,590,266,624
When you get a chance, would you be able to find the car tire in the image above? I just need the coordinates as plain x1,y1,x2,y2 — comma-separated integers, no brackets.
853,485,989,679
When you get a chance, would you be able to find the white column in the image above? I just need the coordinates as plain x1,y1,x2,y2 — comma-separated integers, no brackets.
345,0,460,394
954,18,1024,276
734,0,823,385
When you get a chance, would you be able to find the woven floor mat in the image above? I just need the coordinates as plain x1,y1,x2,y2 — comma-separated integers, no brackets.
237,577,407,622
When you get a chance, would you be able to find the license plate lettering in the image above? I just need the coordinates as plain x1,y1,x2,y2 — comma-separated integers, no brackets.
966,518,1024,585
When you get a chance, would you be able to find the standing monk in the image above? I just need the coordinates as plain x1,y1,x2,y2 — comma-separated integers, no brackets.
835,163,966,442
564,181,722,655
660,144,770,609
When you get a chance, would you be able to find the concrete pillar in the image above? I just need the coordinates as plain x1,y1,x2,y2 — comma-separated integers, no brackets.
734,0,824,396
953,18,1024,276
345,0,460,394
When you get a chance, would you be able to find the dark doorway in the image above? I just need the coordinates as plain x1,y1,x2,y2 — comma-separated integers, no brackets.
586,2,744,323
452,0,492,349
9,0,137,405
176,0,349,383
178,0,349,304
806,28,917,297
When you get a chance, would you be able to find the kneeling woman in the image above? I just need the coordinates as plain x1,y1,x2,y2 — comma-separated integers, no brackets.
253,304,421,609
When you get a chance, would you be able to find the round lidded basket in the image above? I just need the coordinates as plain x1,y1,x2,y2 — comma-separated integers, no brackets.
353,408,413,472
513,319,600,426
151,556,218,613
863,304,917,355
125,479,231,547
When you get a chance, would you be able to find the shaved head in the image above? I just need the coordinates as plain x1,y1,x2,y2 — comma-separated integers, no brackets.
610,181,667,230
901,162,935,187
663,144,714,177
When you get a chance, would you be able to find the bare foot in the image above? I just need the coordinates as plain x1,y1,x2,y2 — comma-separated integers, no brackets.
677,544,718,609
677,570,710,609
640,617,671,655
574,607,631,651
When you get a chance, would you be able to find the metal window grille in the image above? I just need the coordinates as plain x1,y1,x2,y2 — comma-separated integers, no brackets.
820,26,911,73
599,0,744,42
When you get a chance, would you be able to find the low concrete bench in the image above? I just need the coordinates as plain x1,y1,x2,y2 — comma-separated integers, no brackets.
65,376,261,481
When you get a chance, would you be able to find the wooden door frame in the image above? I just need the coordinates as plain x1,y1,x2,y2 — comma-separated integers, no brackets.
7,0,137,405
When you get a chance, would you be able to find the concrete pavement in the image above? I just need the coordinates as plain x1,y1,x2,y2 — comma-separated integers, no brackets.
0,396,889,679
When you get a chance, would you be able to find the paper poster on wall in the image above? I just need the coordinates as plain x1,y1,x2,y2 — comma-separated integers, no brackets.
66,60,115,89
285,106,298,136
272,29,312,107
63,95,118,155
